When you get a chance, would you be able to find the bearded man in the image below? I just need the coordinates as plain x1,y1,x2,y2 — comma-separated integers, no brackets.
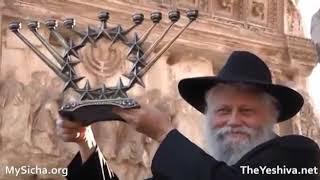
57,51,320,180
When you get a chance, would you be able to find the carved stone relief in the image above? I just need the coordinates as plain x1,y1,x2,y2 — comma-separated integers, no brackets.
115,0,281,33
79,38,130,80
295,94,320,145
176,0,197,8
266,0,279,30
285,0,304,36
251,1,265,20
218,0,234,12
199,0,209,12
213,0,238,18
247,0,267,25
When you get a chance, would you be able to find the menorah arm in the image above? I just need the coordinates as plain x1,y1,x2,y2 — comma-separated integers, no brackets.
29,28,65,66
124,24,139,35
138,23,158,44
60,22,83,39
50,30,70,49
138,11,162,45
123,13,144,35
142,22,175,61
139,20,193,77
10,29,68,81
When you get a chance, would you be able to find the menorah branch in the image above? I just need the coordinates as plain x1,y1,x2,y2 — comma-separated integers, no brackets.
28,21,65,66
139,20,193,77
8,9,198,123
9,22,68,81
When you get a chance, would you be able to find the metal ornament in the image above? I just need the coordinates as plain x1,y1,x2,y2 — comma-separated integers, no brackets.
8,10,198,125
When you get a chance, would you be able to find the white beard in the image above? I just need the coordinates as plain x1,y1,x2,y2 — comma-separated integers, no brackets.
204,117,276,166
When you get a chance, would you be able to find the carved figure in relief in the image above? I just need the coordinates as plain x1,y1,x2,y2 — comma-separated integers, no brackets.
218,0,234,12
286,0,303,33
0,69,30,148
31,76,64,155
252,1,265,20
24,71,50,146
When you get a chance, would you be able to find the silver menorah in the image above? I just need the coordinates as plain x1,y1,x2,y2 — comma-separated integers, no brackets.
8,9,198,125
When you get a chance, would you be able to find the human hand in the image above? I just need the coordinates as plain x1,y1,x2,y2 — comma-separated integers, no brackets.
113,103,174,143
56,115,96,163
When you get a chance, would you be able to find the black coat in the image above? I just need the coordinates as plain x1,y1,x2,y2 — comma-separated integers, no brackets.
67,129,320,180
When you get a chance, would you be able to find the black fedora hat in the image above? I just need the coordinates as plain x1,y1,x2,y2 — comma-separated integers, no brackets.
178,51,304,122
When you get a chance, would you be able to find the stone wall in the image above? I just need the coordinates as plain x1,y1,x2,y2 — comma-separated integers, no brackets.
0,0,318,179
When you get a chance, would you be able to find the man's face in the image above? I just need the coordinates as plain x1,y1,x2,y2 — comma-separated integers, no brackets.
204,84,276,165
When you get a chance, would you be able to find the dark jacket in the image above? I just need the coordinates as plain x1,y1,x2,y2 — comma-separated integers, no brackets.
67,129,320,180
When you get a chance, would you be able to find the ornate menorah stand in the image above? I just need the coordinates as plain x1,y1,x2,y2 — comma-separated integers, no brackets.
8,9,198,125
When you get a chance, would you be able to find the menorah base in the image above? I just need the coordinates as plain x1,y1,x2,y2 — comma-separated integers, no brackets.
58,98,140,126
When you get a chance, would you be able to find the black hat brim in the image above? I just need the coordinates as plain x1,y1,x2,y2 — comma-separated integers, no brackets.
178,77,304,122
